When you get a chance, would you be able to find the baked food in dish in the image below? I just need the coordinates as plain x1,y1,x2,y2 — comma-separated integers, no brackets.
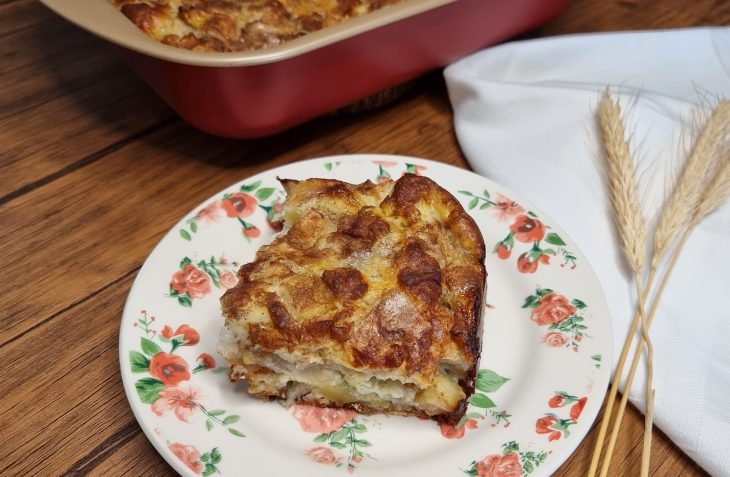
218,173,486,424
110,0,403,52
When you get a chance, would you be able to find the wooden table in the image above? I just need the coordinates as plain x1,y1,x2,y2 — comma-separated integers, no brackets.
2,1,727,475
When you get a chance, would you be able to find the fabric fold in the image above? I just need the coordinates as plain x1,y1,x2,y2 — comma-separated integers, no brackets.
445,27,730,476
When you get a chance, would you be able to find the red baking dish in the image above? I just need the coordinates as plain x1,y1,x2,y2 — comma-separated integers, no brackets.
40,0,568,138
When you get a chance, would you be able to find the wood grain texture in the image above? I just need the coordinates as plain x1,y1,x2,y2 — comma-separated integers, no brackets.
535,0,730,36
0,76,457,345
0,0,174,200
0,0,724,475
0,272,137,476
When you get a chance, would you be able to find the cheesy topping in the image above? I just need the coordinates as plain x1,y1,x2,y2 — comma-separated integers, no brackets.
109,0,403,52
218,174,486,424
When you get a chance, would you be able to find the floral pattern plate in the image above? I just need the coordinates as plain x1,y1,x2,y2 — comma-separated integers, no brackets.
120,155,611,477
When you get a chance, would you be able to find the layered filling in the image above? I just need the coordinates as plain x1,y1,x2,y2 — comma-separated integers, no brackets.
218,323,468,416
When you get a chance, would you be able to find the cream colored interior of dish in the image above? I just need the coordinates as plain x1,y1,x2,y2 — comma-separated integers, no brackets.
218,322,468,416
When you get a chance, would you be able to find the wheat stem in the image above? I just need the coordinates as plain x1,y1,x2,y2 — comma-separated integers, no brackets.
598,273,654,477
587,306,638,474
601,228,690,477
634,276,654,477
596,101,729,477
592,89,650,477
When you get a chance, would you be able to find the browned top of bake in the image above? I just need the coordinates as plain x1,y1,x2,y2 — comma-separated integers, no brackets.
220,174,486,382
109,0,402,52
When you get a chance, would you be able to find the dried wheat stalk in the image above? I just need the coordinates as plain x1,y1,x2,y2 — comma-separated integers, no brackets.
652,101,730,267
617,114,729,476
597,92,648,273
589,94,730,477
591,90,654,477
692,128,730,224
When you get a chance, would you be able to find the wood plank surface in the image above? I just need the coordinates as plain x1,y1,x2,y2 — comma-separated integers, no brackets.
0,77,458,347
0,0,173,199
536,0,730,35
1,0,727,475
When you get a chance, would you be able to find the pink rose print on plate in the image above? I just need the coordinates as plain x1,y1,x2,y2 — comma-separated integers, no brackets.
179,179,282,242
531,293,576,326
219,271,238,289
459,188,578,272
152,385,200,422
570,397,587,420
535,415,562,442
440,418,479,439
306,446,341,464
148,352,191,386
496,242,511,259
534,392,588,442
542,332,569,347
510,215,546,243
168,256,238,307
293,405,357,434
242,225,261,239
523,287,590,352
194,353,216,372
464,441,547,476
221,192,256,219
492,194,525,222
517,252,550,274
169,443,204,474
129,312,245,437
161,324,200,348
260,200,284,231
195,201,224,224
171,264,211,299
405,163,427,175
168,444,224,476
294,405,373,473
477,452,523,477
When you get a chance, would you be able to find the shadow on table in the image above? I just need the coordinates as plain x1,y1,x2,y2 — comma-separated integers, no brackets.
37,4,448,171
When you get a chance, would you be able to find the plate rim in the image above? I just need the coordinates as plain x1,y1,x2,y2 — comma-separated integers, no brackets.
119,153,613,476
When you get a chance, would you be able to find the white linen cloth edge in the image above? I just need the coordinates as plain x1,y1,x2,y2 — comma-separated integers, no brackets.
444,27,730,476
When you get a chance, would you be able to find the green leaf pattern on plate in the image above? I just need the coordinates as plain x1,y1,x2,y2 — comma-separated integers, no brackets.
459,189,578,272
168,255,238,308
522,286,592,352
128,310,245,446
179,180,284,242
464,441,547,476
308,418,374,473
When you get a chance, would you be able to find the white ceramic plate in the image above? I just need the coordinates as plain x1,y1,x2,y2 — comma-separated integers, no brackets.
120,155,611,477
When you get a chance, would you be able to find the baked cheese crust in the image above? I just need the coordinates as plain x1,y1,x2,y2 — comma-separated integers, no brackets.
110,0,402,52
218,174,486,424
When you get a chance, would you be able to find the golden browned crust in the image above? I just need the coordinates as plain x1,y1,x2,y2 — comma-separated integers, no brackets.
109,0,403,52
219,174,486,424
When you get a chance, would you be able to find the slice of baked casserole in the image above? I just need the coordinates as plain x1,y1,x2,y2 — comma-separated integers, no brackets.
218,173,486,424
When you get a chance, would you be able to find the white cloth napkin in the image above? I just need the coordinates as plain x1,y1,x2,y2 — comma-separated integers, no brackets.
444,28,730,476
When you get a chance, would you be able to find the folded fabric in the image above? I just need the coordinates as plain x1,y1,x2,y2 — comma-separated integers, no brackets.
445,27,730,476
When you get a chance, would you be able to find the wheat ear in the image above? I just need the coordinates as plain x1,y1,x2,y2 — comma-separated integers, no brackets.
652,101,730,268
588,90,653,477
597,99,730,477
610,126,729,477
